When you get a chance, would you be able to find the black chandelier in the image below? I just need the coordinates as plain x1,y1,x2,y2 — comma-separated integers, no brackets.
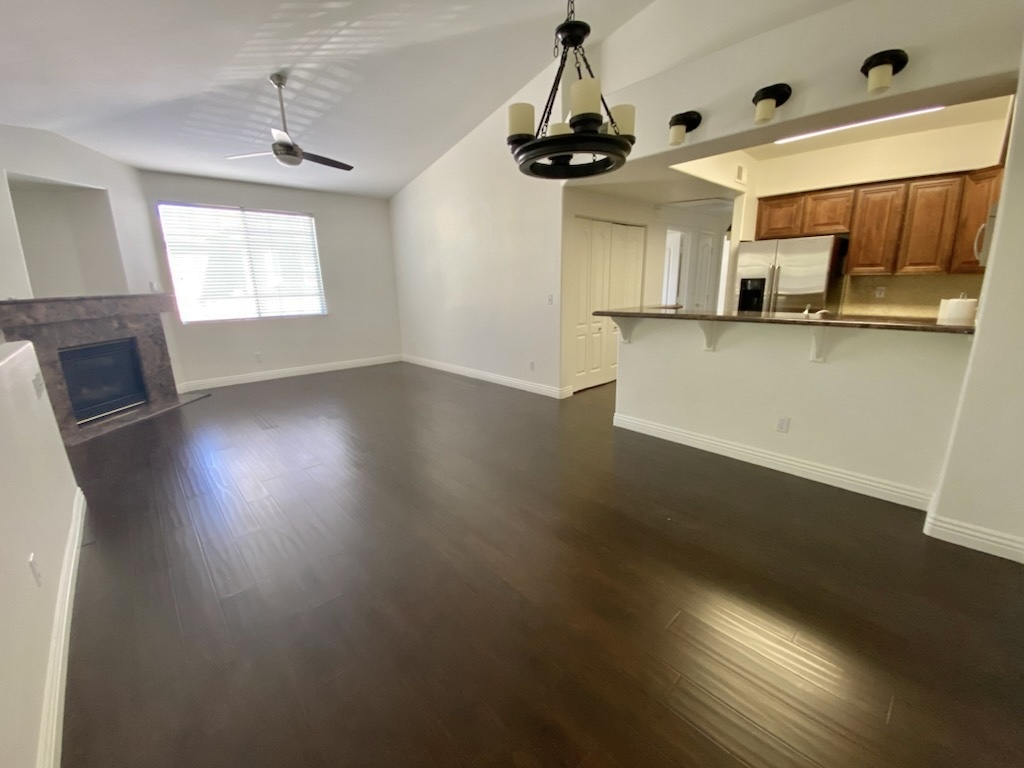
507,0,636,180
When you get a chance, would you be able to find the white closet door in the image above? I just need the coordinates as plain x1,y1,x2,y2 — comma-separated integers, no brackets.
571,218,645,392
587,220,612,380
606,223,645,373
571,217,593,381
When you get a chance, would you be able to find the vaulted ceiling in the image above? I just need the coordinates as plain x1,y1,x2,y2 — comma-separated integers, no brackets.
1,0,857,197
1,0,658,195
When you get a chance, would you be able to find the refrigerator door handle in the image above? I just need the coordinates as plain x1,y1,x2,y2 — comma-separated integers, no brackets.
973,222,987,261
769,264,781,314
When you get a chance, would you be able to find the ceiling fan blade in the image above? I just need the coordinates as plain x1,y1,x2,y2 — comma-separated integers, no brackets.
303,152,354,171
226,151,274,160
271,128,293,145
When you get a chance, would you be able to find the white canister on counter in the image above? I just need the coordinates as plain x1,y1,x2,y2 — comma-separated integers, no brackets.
937,293,978,326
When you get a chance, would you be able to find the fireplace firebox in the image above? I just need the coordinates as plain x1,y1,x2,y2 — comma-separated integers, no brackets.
58,338,148,423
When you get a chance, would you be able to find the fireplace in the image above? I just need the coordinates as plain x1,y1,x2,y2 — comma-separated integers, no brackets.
58,338,148,423
0,293,204,444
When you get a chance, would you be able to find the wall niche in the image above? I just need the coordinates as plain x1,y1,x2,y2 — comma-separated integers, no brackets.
8,175,127,298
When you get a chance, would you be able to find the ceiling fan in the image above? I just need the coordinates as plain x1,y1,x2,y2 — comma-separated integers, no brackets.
226,72,353,171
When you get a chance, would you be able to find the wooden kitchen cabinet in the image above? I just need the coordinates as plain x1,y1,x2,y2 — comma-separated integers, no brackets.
950,166,1003,274
801,188,855,235
846,182,907,275
756,194,805,239
895,175,964,274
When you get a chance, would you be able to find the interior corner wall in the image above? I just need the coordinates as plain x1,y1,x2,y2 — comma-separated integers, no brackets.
390,65,564,393
0,126,163,298
138,172,402,390
927,47,1024,564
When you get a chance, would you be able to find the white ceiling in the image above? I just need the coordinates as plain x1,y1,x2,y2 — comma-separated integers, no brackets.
0,0,656,197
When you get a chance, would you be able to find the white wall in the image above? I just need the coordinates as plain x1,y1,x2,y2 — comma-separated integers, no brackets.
0,342,83,768
9,183,127,297
138,172,402,390
927,51,1024,564
604,0,1022,166
753,119,1008,197
0,127,162,298
390,66,564,396
614,320,973,509
597,0,851,94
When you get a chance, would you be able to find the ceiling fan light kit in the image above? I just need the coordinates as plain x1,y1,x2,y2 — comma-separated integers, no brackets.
226,71,353,172
506,0,635,180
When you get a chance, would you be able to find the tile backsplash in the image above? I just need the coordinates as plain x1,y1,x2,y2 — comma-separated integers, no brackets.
841,274,985,318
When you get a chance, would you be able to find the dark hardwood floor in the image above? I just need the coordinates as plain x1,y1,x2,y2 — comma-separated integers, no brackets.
62,362,1024,767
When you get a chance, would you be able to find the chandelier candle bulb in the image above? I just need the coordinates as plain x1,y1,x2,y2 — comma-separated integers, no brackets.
548,122,572,136
508,103,536,136
611,105,636,135
570,78,602,116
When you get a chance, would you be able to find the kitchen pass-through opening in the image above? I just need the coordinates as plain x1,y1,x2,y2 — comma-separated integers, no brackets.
58,338,148,424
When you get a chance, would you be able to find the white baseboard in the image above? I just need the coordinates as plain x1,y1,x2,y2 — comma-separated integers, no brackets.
176,354,402,393
613,413,931,510
36,487,86,768
924,515,1024,564
402,355,572,399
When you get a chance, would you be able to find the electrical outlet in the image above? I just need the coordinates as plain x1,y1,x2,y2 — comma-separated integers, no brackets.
875,286,886,299
547,294,554,306
776,417,791,434
529,361,535,371
255,351,263,362
28,553,43,587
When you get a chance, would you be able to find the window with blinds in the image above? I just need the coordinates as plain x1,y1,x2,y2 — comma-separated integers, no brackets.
157,202,327,323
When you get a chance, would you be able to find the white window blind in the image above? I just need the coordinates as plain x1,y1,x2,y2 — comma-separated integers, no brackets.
157,202,327,323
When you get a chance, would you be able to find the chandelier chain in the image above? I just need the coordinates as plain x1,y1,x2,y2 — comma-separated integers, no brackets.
538,46,571,137
554,0,577,55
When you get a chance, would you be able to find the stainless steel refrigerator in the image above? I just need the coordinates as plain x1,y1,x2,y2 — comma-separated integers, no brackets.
733,235,845,315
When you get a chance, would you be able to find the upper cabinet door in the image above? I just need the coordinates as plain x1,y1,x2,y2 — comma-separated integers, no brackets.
801,188,854,235
950,166,1003,274
895,175,964,274
756,194,805,240
846,182,907,275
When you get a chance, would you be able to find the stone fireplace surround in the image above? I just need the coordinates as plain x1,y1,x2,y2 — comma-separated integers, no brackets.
0,294,203,444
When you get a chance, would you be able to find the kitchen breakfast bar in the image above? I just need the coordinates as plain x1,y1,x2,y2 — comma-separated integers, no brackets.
595,307,975,511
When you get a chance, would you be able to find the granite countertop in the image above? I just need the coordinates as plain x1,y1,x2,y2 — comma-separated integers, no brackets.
593,306,976,335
